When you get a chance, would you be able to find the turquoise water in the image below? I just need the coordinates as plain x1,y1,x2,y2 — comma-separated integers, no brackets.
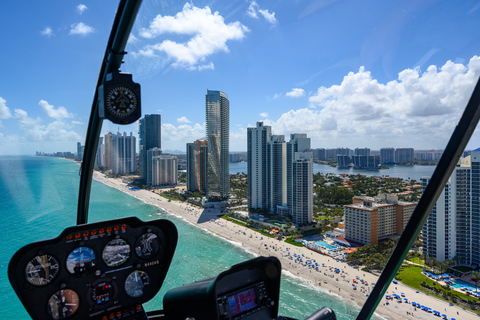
0,156,377,319
450,279,478,291
314,240,337,250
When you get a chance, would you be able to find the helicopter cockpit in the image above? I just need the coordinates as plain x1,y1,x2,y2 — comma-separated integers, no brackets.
7,0,480,320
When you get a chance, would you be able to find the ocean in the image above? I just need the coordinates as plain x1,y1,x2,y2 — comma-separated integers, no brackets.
0,156,378,320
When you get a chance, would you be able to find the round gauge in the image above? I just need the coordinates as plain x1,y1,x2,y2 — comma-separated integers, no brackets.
66,247,96,274
102,238,130,267
106,85,138,119
25,254,60,286
135,232,160,259
47,289,80,320
91,280,115,305
125,271,150,298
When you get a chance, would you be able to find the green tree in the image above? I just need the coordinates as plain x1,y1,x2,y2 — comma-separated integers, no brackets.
470,272,480,293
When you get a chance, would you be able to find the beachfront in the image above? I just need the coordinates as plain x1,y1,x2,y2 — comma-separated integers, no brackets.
92,170,476,320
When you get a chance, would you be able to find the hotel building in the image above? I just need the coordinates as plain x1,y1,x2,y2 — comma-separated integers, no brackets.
344,194,416,245
186,140,208,193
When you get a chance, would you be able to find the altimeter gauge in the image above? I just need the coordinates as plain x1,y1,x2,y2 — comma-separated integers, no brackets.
98,71,141,124
47,289,80,320
25,254,60,286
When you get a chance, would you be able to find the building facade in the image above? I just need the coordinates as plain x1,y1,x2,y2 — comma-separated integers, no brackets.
186,140,208,192
108,132,136,175
380,148,395,164
422,151,480,266
205,90,229,198
152,154,178,187
139,114,161,181
344,194,416,245
247,122,271,210
395,148,414,163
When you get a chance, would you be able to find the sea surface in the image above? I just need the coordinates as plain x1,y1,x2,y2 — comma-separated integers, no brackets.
230,161,437,181
0,156,379,320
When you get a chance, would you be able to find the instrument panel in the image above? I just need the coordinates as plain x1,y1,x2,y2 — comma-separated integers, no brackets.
9,217,177,320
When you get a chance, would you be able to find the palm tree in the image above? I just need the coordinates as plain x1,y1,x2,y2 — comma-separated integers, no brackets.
470,272,480,293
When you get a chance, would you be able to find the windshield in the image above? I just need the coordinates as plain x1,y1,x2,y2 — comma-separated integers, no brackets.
1,1,480,320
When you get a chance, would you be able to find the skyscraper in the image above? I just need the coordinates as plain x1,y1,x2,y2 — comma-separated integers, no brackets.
139,114,161,182
422,150,480,265
205,90,229,198
186,140,208,192
152,154,178,187
247,122,271,210
292,152,313,225
380,148,395,164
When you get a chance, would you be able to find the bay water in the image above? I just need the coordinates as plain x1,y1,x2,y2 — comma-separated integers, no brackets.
0,156,378,319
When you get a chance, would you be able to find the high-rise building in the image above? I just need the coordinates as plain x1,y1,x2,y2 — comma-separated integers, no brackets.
139,114,161,181
355,148,370,157
311,148,326,161
77,142,84,161
344,194,416,245
292,152,313,225
205,90,229,198
337,155,351,168
395,148,414,163
147,147,162,185
152,154,178,187
352,155,380,169
422,150,480,265
380,148,395,164
269,135,287,213
186,140,208,192
247,122,271,210
287,134,312,225
108,132,136,175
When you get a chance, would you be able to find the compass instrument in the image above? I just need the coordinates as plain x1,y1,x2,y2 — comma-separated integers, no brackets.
98,71,141,125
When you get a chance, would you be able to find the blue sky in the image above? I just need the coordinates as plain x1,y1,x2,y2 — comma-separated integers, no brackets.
2,0,480,154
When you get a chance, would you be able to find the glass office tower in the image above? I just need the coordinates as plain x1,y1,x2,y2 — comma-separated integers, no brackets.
205,90,229,198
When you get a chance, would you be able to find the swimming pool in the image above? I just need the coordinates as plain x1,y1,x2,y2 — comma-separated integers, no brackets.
450,279,478,291
314,240,336,250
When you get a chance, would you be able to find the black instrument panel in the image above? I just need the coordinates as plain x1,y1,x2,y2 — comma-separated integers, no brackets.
9,217,177,320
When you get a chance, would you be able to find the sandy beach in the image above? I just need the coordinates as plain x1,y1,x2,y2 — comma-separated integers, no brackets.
92,170,477,320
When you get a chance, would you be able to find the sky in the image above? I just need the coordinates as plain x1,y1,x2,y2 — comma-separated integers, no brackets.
2,0,480,154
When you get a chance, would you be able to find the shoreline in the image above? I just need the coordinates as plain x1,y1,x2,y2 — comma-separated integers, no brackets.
89,169,475,320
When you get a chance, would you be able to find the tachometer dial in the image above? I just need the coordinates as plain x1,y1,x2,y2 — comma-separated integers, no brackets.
135,232,160,259
66,247,96,274
125,271,150,298
47,289,79,320
25,254,59,286
102,238,130,267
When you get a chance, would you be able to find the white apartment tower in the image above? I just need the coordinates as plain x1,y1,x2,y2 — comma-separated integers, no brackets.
422,150,480,266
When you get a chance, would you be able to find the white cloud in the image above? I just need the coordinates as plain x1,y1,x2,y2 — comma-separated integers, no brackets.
260,56,480,149
246,1,278,26
137,3,249,70
260,112,268,118
77,4,87,14
39,100,73,119
0,97,12,119
69,22,94,36
13,108,81,142
177,116,191,123
161,122,204,149
41,27,54,37
286,88,305,97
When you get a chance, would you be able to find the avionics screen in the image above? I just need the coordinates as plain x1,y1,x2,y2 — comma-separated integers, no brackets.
227,287,258,317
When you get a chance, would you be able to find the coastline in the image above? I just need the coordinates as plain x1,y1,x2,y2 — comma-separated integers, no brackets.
90,169,475,320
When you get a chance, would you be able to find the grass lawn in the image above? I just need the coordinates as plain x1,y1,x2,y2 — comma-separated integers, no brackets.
396,265,479,305
408,257,424,265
